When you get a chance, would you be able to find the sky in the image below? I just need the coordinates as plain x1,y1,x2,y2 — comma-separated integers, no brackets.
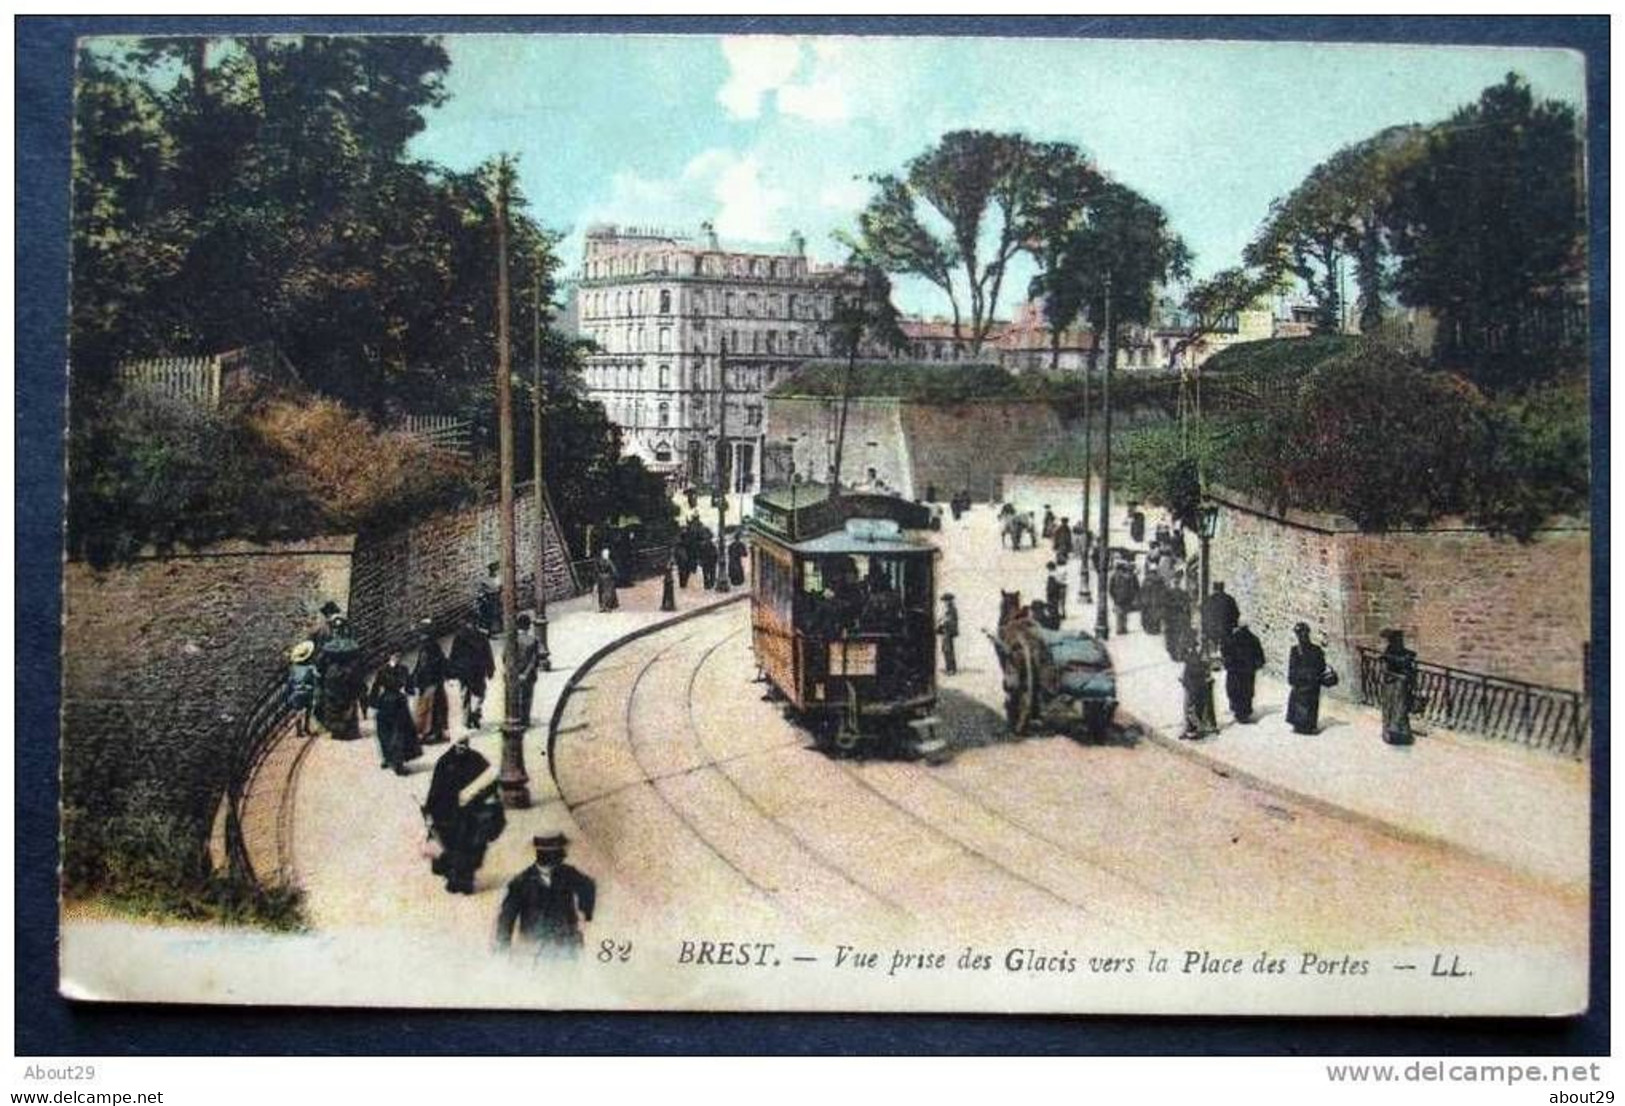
407,34,1587,317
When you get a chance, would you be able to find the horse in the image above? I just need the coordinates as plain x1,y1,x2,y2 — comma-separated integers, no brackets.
998,589,1025,627
1001,510,1037,550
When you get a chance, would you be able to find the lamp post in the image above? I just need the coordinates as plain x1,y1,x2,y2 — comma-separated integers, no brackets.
492,157,529,810
1077,348,1093,603
1094,268,1114,641
1197,500,1219,606
714,338,731,593
530,260,551,673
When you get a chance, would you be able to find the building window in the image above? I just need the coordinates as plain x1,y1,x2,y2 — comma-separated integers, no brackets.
766,330,777,354
655,442,672,462
658,402,670,428
787,293,799,318
659,363,671,388
726,292,738,317
660,289,672,314
659,327,672,352
746,404,762,427
746,293,759,317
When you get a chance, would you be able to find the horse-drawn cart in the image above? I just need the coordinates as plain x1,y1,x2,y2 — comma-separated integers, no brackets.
986,602,1118,739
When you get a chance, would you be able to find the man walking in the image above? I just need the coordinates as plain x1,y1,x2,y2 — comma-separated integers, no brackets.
1286,622,1331,735
1108,555,1140,635
1045,562,1067,622
448,618,495,731
1220,622,1266,723
1201,581,1240,655
423,734,499,895
1163,576,1193,662
495,833,597,957
410,619,450,744
513,613,541,725
1180,645,1219,740
1051,516,1073,566
937,593,959,676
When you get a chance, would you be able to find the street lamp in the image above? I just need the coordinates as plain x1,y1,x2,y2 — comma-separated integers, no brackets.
1197,501,1220,607
714,338,731,593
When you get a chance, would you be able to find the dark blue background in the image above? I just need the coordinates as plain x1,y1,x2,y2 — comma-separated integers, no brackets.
15,15,1609,1056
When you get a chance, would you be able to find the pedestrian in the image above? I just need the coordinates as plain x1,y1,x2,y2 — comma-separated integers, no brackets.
1163,577,1192,661
1139,565,1165,635
1052,516,1073,565
1377,628,1418,746
1286,622,1333,735
285,640,320,737
495,833,597,957
674,540,693,589
926,482,938,503
370,651,421,775
310,600,343,650
1220,622,1266,723
1180,646,1219,740
410,618,450,744
1041,505,1056,540
422,733,500,895
660,556,677,612
1045,561,1067,622
698,531,718,589
513,613,541,724
727,531,747,587
1170,524,1188,560
315,615,365,740
594,547,620,612
936,593,959,675
1200,581,1241,654
448,618,495,731
1129,503,1146,545
476,561,503,636
1109,556,1140,635
684,484,699,511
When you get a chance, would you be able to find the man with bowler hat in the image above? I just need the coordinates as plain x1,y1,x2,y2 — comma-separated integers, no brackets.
495,832,597,955
937,593,959,675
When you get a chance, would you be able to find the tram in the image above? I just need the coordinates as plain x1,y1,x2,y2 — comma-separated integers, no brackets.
747,483,940,752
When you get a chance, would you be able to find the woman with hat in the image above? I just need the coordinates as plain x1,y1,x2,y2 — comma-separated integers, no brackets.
1286,622,1331,735
1377,628,1418,746
285,640,320,736
494,832,597,956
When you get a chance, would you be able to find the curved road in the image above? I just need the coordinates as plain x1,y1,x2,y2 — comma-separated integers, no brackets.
552,599,1584,954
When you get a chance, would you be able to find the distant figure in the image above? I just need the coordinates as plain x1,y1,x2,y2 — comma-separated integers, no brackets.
411,619,450,744
1200,581,1241,654
1163,579,1193,662
370,651,421,775
698,531,718,589
926,483,938,503
1051,517,1073,565
1286,622,1330,735
476,561,503,636
448,619,495,731
674,541,694,589
1378,628,1418,746
1041,505,1056,540
285,640,319,737
595,548,620,612
1139,565,1165,635
422,734,499,895
936,593,959,675
1220,623,1266,723
315,615,364,740
513,613,541,723
495,833,597,957
1045,562,1067,622
1128,504,1146,544
1180,647,1219,740
684,484,699,511
660,557,677,612
1169,524,1188,559
1108,557,1140,635
727,532,747,587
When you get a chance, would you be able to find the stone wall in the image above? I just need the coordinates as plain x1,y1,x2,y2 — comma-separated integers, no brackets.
1207,488,1590,694
346,483,576,652
61,538,355,832
764,396,1062,501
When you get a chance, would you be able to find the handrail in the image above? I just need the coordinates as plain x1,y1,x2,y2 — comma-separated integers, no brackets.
1355,647,1590,759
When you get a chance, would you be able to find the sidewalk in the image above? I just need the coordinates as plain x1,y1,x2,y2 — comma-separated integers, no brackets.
1017,492,1591,893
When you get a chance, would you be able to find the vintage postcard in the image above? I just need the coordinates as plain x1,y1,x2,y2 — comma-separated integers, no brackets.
57,29,1593,1016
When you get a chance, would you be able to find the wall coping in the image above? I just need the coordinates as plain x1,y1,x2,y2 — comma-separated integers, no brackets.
1206,484,1590,539
767,394,1054,410
70,534,359,565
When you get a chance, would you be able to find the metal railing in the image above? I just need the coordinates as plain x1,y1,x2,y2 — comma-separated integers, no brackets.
1355,647,1590,759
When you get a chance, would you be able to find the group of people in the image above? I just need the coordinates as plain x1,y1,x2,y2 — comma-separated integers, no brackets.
671,514,746,593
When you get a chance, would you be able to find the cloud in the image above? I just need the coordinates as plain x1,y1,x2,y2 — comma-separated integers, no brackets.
578,147,788,244
717,36,855,123
718,37,803,119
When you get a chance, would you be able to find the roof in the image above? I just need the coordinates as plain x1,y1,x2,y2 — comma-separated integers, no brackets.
751,484,934,543
784,529,936,556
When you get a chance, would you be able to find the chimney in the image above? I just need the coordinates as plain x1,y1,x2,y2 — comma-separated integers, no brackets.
700,221,719,250
789,229,806,256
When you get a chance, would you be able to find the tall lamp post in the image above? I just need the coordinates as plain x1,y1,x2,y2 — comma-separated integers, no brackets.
1197,502,1219,649
714,338,731,593
1077,342,1093,603
1093,268,1114,641
530,261,551,672
493,157,529,809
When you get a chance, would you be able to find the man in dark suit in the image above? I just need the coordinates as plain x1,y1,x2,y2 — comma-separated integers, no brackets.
495,833,597,956
423,734,497,894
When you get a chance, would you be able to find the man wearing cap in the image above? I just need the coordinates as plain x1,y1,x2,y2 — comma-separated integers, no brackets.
1286,622,1330,735
1200,581,1241,656
1220,621,1266,723
410,619,450,744
936,594,959,676
476,561,503,636
513,613,541,724
448,618,496,731
1108,555,1140,635
423,733,498,895
495,833,597,955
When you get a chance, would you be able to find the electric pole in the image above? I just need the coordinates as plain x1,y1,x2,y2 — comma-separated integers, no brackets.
714,337,731,593
1094,267,1114,641
493,156,529,809
531,261,551,672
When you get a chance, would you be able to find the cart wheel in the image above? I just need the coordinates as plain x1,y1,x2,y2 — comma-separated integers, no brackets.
1006,639,1037,735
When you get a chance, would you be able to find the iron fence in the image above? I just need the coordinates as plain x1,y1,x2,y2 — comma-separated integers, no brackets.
1355,647,1590,759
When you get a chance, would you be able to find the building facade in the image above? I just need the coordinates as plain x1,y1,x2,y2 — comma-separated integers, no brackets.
575,223,846,490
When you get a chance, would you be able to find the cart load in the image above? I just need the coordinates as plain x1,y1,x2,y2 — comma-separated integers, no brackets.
986,595,1118,739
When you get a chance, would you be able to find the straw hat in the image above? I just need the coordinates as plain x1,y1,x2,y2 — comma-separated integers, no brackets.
289,640,316,664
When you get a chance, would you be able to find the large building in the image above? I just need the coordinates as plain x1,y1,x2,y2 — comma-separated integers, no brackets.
575,223,848,490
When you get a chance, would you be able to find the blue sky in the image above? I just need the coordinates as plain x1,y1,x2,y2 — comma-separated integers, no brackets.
408,34,1587,316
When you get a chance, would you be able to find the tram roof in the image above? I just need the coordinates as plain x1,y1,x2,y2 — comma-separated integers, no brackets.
750,483,933,545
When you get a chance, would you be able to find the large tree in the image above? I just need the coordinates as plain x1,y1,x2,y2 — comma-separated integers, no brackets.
1385,73,1585,387
1021,142,1104,370
841,130,1038,354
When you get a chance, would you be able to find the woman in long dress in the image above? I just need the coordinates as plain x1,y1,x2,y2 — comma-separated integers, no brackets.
1377,628,1418,745
595,549,620,612
1286,621,1328,735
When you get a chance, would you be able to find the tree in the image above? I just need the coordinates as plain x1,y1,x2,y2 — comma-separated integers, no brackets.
825,262,908,491
842,130,1037,354
1053,180,1191,347
1175,266,1279,368
1385,73,1585,388
1021,142,1103,370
